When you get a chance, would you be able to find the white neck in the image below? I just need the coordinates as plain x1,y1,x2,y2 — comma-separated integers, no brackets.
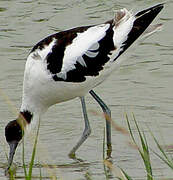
20,93,48,132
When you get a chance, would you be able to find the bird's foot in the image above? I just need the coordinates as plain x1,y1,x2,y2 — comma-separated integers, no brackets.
4,163,17,177
68,151,76,159
68,152,84,162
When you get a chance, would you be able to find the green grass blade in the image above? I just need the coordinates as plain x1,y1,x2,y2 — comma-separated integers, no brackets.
152,150,173,169
22,131,28,179
125,113,136,144
8,168,15,180
132,114,153,180
28,118,41,179
126,113,146,162
151,133,173,169
142,132,153,178
154,137,170,162
119,168,133,180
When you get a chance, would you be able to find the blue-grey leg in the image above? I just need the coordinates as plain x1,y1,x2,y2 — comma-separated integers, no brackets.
89,90,112,158
69,96,91,158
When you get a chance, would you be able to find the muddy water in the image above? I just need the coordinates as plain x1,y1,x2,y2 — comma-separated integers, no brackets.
0,0,173,179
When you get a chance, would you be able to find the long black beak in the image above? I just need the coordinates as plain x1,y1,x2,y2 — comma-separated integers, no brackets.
117,3,164,59
5,141,18,173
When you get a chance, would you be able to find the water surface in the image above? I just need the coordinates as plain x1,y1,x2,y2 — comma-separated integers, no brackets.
0,0,173,179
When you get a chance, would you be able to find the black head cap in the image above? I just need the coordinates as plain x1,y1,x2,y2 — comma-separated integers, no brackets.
5,120,23,173
5,120,23,143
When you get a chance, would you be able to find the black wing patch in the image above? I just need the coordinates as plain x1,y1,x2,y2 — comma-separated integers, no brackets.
52,24,115,82
31,26,91,75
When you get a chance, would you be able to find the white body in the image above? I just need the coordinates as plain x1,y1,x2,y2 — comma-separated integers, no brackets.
20,7,161,128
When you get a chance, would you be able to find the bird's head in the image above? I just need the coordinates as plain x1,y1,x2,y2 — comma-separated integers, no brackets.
5,119,23,171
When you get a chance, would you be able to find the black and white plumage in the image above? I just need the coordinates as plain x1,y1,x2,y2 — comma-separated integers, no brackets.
5,4,163,172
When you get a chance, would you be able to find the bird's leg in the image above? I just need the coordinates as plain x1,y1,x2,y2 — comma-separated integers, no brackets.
68,96,91,159
89,90,112,158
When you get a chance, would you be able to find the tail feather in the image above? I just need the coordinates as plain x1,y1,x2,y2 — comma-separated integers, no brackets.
113,3,164,61
142,23,163,38
135,3,164,18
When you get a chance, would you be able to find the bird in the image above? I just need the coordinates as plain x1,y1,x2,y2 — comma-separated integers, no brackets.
5,3,164,172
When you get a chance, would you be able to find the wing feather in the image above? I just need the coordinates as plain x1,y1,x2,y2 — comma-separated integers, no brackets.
58,24,110,76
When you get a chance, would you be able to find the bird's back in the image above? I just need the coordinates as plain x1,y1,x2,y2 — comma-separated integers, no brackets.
22,6,162,107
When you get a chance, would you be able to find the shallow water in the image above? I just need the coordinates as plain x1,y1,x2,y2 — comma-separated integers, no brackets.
0,0,173,179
